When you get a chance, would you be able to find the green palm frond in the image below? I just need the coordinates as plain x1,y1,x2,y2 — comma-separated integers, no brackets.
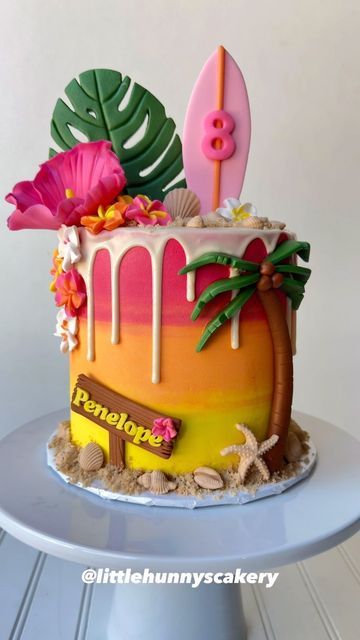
180,239,311,351
192,273,259,320
179,251,259,275
276,264,311,283
280,288,304,310
280,277,305,295
279,276,306,310
267,240,311,264
196,287,256,352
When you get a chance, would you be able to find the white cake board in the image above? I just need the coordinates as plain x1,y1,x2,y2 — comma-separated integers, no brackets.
47,430,317,508
0,410,359,640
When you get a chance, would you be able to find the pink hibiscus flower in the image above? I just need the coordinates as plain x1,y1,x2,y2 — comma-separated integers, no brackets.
6,141,126,231
152,417,178,442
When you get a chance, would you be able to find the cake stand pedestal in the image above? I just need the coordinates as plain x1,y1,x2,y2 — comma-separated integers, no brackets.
0,410,359,640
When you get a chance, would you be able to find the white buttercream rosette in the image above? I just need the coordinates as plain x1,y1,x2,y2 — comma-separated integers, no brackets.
54,308,78,354
57,225,81,272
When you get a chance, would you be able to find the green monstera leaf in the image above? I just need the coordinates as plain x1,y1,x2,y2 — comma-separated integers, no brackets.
50,68,186,200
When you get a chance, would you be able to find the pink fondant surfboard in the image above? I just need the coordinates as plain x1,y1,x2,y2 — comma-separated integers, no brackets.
183,46,251,214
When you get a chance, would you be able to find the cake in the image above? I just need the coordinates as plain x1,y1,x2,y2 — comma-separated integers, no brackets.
6,46,313,506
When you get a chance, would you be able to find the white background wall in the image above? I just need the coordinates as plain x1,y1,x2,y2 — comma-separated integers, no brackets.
0,0,359,437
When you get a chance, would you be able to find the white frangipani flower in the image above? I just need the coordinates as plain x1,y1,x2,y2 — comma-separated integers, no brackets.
216,197,257,222
57,225,81,272
54,308,78,354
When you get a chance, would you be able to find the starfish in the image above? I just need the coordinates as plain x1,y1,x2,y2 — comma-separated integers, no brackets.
220,424,279,484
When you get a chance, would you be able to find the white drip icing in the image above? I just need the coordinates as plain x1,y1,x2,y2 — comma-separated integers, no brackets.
76,228,293,383
111,253,120,345
85,250,97,361
186,271,196,302
150,245,165,383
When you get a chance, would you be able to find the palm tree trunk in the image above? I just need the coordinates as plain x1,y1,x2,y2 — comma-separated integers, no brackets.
258,289,293,472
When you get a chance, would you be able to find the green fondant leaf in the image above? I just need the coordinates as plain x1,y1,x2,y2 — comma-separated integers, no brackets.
196,286,256,352
281,288,304,310
192,273,260,320
179,252,258,275
50,69,185,200
276,264,311,283
280,277,305,295
267,240,311,264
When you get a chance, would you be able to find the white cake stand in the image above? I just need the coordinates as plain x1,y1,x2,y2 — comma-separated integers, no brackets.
0,410,359,640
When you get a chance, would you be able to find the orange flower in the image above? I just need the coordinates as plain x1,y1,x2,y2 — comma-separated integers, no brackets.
80,196,133,234
50,249,63,292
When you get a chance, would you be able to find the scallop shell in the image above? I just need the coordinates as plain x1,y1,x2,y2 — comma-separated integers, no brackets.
240,216,264,229
57,420,70,441
284,431,303,462
137,470,177,495
164,188,201,220
186,215,204,228
193,466,224,490
79,442,104,472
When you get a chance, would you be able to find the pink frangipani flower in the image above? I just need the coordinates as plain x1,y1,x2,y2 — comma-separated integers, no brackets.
125,195,171,226
54,269,87,317
6,141,126,231
152,417,178,442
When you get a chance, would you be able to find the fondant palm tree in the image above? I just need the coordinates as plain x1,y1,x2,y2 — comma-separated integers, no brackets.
179,239,311,472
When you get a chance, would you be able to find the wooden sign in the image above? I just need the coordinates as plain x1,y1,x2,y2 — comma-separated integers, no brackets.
71,374,181,467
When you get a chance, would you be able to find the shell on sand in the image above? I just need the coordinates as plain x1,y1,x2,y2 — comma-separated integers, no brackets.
79,442,104,472
186,215,204,228
193,466,224,490
240,216,264,229
137,470,177,495
164,188,201,220
203,212,230,227
284,431,303,462
173,216,186,226
269,220,286,230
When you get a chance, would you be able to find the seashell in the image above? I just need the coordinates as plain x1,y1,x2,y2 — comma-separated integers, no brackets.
193,466,224,490
57,420,70,441
240,216,264,229
202,212,215,226
164,188,201,220
79,442,104,472
173,216,186,227
215,217,231,227
137,470,177,495
186,214,204,228
203,212,230,227
269,220,286,230
284,431,303,462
